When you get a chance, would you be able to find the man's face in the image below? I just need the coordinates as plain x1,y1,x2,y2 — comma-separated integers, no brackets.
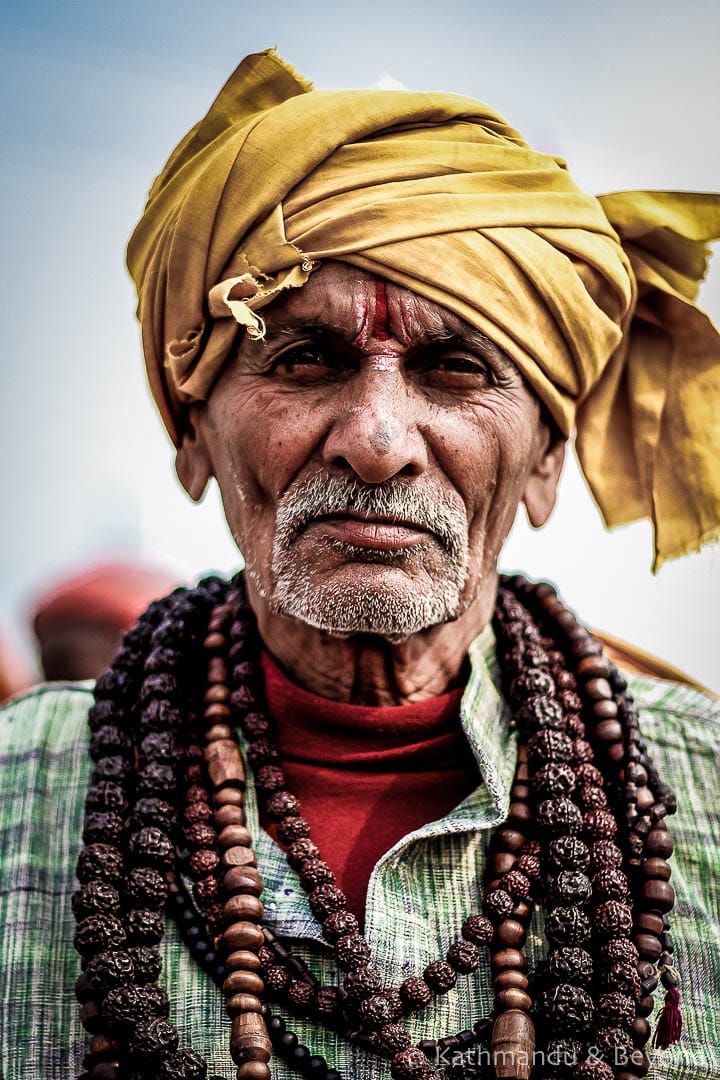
180,263,561,639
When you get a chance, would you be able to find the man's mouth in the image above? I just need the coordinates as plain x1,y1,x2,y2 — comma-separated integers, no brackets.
302,511,432,551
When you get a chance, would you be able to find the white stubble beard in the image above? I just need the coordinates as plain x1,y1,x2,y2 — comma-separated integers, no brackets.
267,473,473,640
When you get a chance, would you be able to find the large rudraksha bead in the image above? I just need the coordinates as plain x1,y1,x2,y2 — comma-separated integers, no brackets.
135,798,177,827
76,844,124,885
322,910,360,942
344,965,383,1002
156,1048,207,1079
308,884,347,919
592,868,629,901
548,837,590,871
335,933,371,969
86,781,128,816
128,946,162,985
264,790,301,821
575,764,604,788
140,698,182,733
603,961,641,998
138,763,177,799
547,947,593,985
255,764,286,792
286,979,314,1013
85,950,136,995
540,982,594,1033
400,976,432,1009
246,738,279,769
126,909,164,945
583,809,618,840
139,673,178,705
241,713,271,740
189,849,220,877
72,881,121,920
516,852,542,882
286,838,321,870
377,1023,413,1056
597,991,635,1029
82,812,124,847
515,695,565,734
532,763,576,798
88,699,123,730
390,1045,433,1079
184,823,216,850
91,756,130,784
595,900,632,938
537,798,583,835
591,840,623,871
527,731,573,766
276,816,311,845
73,911,126,954
447,941,481,974
264,965,291,994
102,984,170,1031
462,914,494,945
600,938,638,966
140,731,178,762
183,801,213,825
551,871,592,906
129,826,175,868
483,888,514,921
571,739,594,765
593,1026,634,1065
358,993,395,1031
424,960,456,993
510,669,555,706
124,868,168,910
544,1037,583,1075
577,784,607,811
299,859,335,889
127,1017,179,1060
546,905,591,946
315,987,342,1021
89,725,132,761
94,668,134,702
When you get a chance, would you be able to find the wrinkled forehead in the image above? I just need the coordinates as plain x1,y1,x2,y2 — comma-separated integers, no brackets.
260,260,477,346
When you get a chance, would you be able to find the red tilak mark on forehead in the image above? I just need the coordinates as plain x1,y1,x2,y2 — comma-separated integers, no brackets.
371,281,391,341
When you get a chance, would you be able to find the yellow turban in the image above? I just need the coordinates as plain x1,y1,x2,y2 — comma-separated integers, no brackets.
127,49,720,569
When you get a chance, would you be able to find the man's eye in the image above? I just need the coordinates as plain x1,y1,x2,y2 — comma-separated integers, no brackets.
436,354,490,375
273,346,327,373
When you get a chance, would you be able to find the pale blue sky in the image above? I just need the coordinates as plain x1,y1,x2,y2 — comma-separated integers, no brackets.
1,0,718,686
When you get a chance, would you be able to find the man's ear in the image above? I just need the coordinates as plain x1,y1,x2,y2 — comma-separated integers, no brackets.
175,407,213,502
522,431,566,528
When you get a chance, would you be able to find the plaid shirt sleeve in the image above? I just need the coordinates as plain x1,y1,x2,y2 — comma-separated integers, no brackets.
1,656,718,1080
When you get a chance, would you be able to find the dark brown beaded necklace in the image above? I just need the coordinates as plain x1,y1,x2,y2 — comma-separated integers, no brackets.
72,573,681,1080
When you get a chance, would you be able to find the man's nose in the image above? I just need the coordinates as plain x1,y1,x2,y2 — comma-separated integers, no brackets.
321,367,428,484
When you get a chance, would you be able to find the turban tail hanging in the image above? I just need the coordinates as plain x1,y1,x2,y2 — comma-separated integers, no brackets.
127,49,720,569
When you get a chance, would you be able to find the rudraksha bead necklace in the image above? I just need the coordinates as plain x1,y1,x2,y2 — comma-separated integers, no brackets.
72,574,681,1080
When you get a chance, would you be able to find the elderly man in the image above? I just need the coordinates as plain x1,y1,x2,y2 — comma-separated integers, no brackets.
1,50,719,1080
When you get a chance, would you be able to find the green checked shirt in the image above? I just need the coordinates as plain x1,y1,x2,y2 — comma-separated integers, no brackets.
1,627,719,1080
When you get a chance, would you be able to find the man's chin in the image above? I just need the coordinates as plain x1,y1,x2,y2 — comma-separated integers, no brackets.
269,562,466,640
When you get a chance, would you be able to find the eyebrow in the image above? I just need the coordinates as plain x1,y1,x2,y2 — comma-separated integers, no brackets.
249,313,516,375
414,325,515,371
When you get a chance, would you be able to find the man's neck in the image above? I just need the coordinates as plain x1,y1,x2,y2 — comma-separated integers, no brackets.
245,573,498,706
